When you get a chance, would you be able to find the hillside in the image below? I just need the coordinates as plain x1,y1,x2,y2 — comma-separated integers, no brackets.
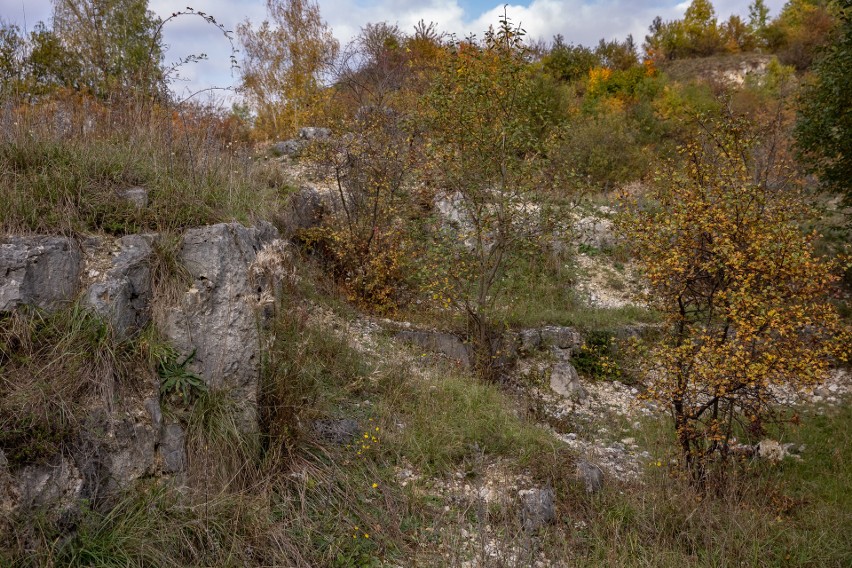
2,1,852,566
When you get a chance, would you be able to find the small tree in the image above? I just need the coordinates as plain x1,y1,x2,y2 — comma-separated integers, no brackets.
237,0,339,138
618,115,848,488
51,0,164,97
421,14,559,379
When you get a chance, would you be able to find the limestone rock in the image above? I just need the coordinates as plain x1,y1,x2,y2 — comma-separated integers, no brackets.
272,139,303,157
15,455,83,511
517,326,582,354
519,486,556,531
299,126,331,141
576,460,604,493
84,234,155,337
395,329,471,368
161,222,283,432
0,235,81,311
277,186,326,237
118,186,149,209
159,423,186,473
550,354,587,401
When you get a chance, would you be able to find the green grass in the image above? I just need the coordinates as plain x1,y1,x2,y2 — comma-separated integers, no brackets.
0,303,150,468
554,403,852,567
494,252,659,331
0,96,292,235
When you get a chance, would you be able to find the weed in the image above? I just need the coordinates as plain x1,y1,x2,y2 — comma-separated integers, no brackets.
156,348,206,406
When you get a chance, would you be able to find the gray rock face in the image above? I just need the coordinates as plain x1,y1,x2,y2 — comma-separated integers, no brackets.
119,186,149,209
84,234,154,337
15,455,83,510
278,186,326,237
0,236,81,311
75,407,160,503
272,139,303,157
161,222,282,432
159,423,186,473
299,126,331,141
519,486,556,531
550,354,588,401
395,330,472,368
312,419,360,446
517,326,582,354
577,460,604,493
575,215,615,250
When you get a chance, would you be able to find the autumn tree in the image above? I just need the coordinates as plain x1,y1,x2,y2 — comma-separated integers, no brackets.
421,15,560,379
618,115,848,488
237,0,339,138
51,0,164,97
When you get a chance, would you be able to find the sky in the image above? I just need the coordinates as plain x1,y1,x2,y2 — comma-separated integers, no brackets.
0,1,788,103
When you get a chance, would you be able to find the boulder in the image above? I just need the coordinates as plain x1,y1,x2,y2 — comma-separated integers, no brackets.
272,139,304,157
0,236,81,312
576,460,604,494
395,329,471,368
118,186,149,209
550,352,588,401
299,126,331,141
277,186,326,237
519,486,556,531
84,234,155,337
161,222,284,433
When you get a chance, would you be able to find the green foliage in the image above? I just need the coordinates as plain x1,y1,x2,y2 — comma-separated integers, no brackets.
156,348,206,406
0,94,288,234
237,0,339,138
261,300,371,448
795,3,852,201
543,36,600,82
51,0,164,98
572,331,621,381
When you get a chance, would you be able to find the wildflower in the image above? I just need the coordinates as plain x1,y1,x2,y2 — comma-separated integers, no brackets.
372,483,378,488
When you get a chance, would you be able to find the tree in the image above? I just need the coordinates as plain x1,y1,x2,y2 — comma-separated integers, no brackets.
237,0,339,138
422,15,559,379
543,35,600,82
618,115,848,489
770,0,839,69
51,0,164,97
748,0,772,47
0,22,24,94
795,2,852,201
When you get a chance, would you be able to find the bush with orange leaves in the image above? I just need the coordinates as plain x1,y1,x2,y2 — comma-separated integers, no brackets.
618,115,849,489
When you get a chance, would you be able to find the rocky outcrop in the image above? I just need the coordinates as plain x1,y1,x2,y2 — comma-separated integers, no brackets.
83,234,155,337
0,235,81,311
519,486,556,531
161,222,283,433
1,221,291,518
272,127,332,158
395,329,472,368
517,326,582,355
277,186,327,237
